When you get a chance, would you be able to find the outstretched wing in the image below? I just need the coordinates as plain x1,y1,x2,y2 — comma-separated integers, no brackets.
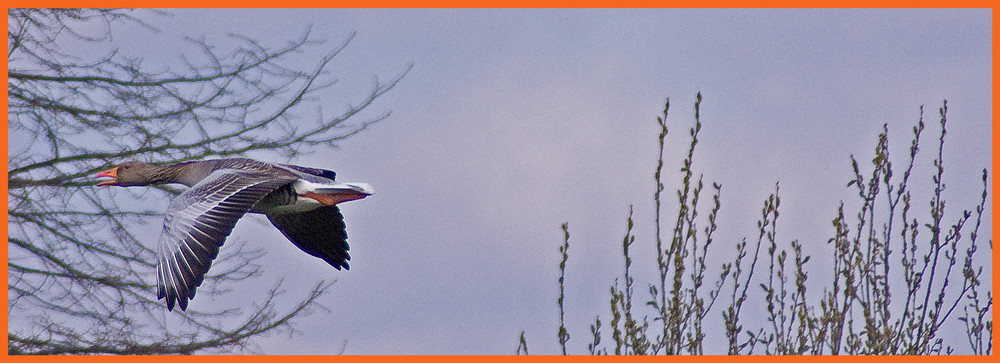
157,169,295,311
267,206,351,270
277,163,337,182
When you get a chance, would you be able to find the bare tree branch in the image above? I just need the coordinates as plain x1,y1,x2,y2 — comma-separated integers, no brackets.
8,8,407,354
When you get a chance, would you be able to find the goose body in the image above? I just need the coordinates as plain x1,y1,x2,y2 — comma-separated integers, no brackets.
95,158,372,311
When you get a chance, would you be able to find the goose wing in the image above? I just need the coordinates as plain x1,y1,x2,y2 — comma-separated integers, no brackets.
267,206,351,270
157,169,296,311
275,163,338,184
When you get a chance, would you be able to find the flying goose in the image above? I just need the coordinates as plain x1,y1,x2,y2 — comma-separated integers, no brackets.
94,158,372,311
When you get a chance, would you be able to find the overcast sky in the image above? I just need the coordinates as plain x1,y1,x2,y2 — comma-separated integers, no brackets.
94,9,992,354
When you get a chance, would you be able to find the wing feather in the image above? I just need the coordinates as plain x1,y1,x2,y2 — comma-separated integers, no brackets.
156,169,295,311
267,206,351,270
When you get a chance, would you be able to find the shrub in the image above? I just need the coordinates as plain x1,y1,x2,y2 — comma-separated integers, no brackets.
530,95,991,355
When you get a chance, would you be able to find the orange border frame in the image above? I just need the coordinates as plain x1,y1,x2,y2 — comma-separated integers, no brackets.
3,3,996,361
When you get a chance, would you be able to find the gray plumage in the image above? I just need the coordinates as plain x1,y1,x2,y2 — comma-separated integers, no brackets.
95,158,372,311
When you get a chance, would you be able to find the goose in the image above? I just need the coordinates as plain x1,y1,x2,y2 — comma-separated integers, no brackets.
94,158,373,311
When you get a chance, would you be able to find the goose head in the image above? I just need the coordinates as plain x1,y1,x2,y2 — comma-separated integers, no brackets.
94,161,167,187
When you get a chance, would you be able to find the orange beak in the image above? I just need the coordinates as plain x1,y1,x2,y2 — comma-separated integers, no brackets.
94,167,119,186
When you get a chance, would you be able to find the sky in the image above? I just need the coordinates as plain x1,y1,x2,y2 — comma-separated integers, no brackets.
54,9,995,354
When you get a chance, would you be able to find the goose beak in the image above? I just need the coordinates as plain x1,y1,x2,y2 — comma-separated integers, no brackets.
94,167,119,186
